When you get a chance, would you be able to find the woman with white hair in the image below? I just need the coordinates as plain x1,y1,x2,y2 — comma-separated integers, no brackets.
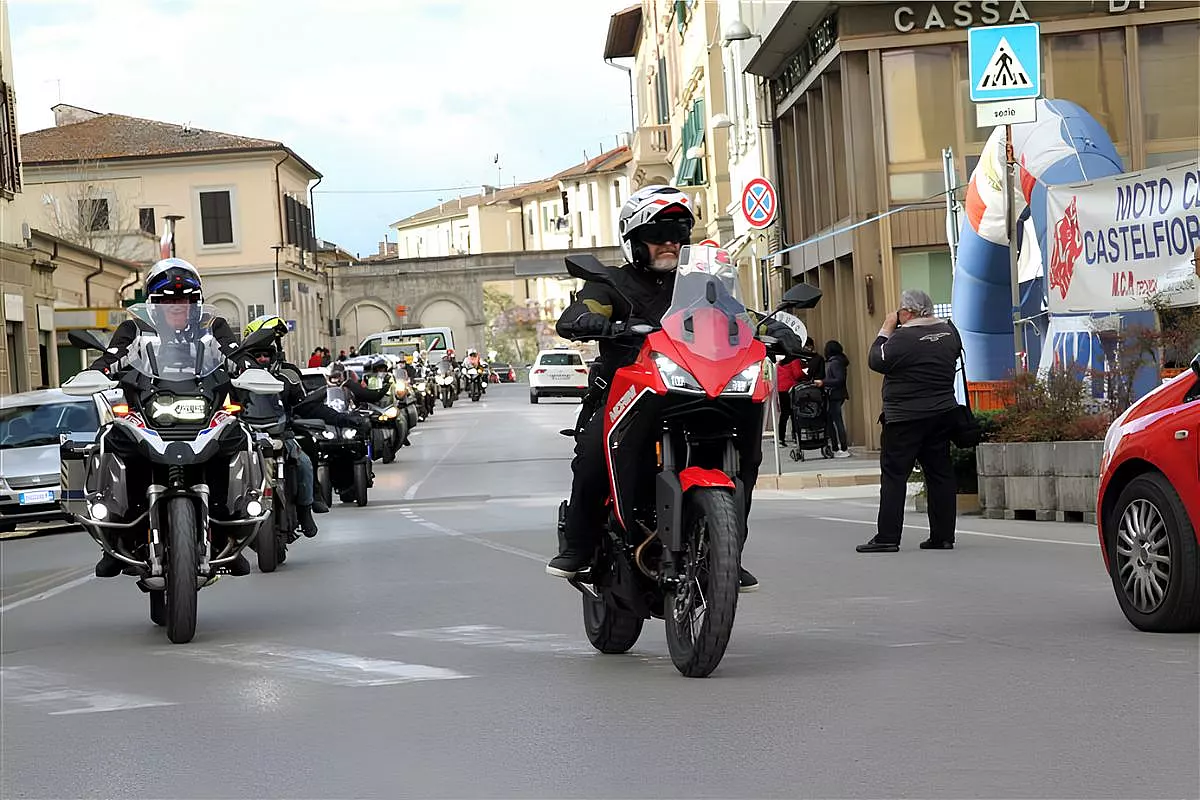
858,289,962,553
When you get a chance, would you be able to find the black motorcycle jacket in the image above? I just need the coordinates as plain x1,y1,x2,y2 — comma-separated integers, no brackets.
90,317,249,374
556,263,675,381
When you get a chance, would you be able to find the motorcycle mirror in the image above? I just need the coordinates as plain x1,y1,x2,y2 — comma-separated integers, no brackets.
564,254,611,284
67,330,107,352
61,369,119,396
232,368,285,395
1191,352,1199,378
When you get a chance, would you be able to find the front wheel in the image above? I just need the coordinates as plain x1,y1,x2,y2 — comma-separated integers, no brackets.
583,592,643,653
665,488,740,677
529,391,539,405
165,497,199,644
1108,473,1200,632
353,461,369,507
257,508,280,573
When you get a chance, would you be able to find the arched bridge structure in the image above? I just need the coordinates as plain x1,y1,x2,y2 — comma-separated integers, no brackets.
330,246,623,352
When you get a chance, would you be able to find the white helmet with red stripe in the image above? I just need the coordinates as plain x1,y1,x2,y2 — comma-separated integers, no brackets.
617,185,695,268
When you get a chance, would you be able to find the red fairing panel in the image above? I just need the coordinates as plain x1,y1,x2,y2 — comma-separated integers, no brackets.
678,466,735,493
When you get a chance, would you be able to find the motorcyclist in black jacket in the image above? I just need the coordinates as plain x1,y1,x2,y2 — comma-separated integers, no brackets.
547,185,804,592
241,315,325,537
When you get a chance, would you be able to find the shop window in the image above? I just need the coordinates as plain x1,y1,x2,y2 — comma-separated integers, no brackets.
1140,22,1200,165
898,251,954,307
883,47,959,202
1048,30,1129,155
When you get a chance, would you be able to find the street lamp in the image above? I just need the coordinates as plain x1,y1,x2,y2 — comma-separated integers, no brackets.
271,244,285,316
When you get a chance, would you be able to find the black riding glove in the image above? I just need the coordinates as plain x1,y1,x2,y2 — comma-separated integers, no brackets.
572,312,612,338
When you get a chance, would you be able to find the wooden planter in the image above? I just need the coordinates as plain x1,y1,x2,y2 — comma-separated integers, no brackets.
976,441,1103,524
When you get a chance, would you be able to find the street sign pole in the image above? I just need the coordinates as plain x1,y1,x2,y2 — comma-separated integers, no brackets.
1005,125,1023,373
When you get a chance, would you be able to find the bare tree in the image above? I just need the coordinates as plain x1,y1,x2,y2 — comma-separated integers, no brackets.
40,160,156,263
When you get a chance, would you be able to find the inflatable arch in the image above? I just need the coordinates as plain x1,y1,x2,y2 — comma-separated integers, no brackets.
952,98,1157,387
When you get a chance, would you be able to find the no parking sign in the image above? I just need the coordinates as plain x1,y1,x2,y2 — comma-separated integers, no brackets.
741,178,777,230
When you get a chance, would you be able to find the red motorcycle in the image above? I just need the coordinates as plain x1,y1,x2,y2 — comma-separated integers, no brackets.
560,246,816,677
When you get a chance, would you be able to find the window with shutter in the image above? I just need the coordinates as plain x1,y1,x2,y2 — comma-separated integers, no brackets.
199,190,234,244
0,83,19,194
285,195,298,245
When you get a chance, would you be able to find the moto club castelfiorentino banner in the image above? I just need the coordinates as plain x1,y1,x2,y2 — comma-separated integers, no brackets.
1046,160,1200,313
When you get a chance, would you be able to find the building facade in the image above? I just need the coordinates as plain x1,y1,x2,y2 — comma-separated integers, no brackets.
609,1,737,246
20,105,330,359
737,0,1199,448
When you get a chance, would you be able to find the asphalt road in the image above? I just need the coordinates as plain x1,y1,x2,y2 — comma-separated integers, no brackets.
2,384,1197,799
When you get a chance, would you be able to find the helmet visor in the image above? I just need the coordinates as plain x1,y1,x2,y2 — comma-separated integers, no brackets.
638,218,693,245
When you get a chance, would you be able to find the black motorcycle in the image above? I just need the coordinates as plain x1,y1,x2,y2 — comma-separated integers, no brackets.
305,384,372,507
462,364,485,402
435,361,457,408
60,305,282,643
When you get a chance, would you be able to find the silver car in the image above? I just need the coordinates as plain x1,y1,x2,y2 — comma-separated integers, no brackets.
0,389,101,532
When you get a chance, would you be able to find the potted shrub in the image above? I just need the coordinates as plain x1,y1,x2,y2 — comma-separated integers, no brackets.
976,369,1111,522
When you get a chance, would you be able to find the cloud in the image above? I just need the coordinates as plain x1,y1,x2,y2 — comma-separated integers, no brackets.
9,0,632,256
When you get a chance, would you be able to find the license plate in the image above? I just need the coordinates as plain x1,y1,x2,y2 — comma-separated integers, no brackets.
19,490,55,505
549,373,569,381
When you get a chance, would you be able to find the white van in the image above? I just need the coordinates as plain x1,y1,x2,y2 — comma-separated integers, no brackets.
357,327,454,360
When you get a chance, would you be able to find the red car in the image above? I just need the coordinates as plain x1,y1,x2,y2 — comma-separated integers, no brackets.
1097,355,1200,632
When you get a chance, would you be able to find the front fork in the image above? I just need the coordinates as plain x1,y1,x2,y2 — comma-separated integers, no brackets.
146,469,211,577
654,433,744,585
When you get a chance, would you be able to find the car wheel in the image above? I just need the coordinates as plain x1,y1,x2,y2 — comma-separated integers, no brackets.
1108,472,1200,632
0,522,15,534
529,391,539,404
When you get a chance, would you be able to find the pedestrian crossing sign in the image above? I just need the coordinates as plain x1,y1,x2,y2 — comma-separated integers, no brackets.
969,23,1040,102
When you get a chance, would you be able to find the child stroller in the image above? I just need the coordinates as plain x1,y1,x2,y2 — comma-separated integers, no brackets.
788,381,834,461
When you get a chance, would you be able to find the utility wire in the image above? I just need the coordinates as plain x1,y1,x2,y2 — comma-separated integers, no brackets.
313,186,485,194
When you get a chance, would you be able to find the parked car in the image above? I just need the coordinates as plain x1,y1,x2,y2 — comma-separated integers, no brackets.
490,363,517,384
528,348,588,404
1097,354,1200,632
0,389,102,532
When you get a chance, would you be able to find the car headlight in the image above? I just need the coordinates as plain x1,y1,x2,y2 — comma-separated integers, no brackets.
653,353,702,393
380,406,398,420
322,430,336,440
342,428,357,439
722,363,761,394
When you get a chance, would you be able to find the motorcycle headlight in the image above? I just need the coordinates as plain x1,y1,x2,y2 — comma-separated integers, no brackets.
322,430,336,440
653,353,703,393
342,428,357,439
380,406,398,420
722,363,761,394
415,382,427,392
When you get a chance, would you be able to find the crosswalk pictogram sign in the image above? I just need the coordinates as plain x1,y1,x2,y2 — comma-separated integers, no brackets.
969,23,1040,102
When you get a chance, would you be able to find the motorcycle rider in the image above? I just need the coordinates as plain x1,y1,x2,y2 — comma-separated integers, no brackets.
546,186,803,592
463,349,486,393
329,360,389,406
241,315,324,537
90,258,259,578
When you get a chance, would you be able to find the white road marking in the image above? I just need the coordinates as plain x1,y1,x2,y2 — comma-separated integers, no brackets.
816,516,1099,548
404,419,479,500
888,641,965,648
159,643,469,686
391,624,596,655
1,666,176,715
0,574,95,615
403,513,547,563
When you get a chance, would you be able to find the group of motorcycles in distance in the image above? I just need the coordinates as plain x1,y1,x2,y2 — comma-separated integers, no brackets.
54,308,491,645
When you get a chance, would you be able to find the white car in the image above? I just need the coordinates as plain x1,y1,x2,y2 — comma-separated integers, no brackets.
528,349,588,404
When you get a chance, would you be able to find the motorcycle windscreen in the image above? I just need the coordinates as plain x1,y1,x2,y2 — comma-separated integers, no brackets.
659,247,756,394
123,302,225,382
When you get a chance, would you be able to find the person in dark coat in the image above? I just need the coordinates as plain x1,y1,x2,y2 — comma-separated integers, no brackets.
857,289,961,553
818,340,851,457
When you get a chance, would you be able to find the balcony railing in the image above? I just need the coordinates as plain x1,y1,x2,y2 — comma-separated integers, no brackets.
631,124,673,168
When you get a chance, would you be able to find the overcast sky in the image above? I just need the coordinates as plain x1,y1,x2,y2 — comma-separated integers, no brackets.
9,0,633,257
